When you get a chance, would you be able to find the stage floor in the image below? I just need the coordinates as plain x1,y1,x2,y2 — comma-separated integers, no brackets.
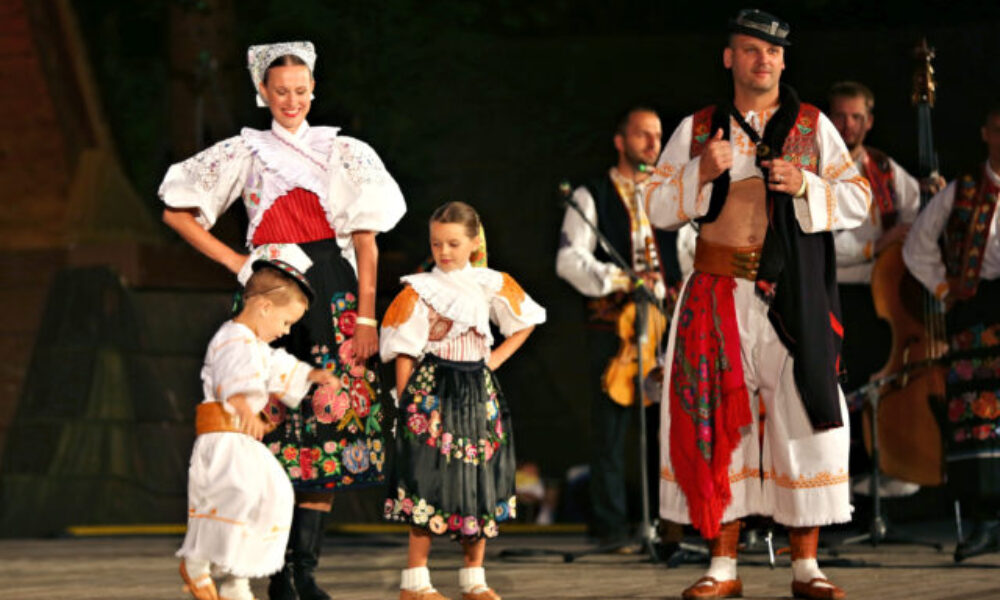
2,522,998,599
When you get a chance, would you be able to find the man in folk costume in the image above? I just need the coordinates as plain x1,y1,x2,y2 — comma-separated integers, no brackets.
903,105,1000,562
645,10,871,599
828,81,923,497
556,106,682,548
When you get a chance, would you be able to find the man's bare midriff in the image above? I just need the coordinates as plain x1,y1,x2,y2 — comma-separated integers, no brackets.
698,178,769,247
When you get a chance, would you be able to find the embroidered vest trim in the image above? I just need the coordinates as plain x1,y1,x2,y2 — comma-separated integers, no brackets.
944,166,1000,300
862,146,897,230
689,104,820,175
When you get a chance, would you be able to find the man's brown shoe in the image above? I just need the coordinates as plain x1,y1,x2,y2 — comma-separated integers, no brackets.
400,588,452,600
681,576,743,599
791,578,846,599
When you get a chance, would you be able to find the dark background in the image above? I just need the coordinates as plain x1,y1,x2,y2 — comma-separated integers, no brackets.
65,0,1000,505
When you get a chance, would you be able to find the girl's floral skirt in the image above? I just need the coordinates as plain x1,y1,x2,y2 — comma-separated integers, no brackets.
384,354,516,540
262,238,386,493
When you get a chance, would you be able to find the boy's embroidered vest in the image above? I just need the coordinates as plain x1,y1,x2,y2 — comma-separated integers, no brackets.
688,103,820,176
943,166,1000,300
862,146,898,230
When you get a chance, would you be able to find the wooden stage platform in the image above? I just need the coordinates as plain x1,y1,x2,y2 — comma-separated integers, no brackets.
2,522,998,599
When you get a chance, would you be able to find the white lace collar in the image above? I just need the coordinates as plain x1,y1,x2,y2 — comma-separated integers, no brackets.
240,120,343,243
400,265,502,337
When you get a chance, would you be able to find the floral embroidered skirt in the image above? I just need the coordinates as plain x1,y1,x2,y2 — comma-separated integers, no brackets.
944,278,1000,501
263,239,386,493
384,354,516,539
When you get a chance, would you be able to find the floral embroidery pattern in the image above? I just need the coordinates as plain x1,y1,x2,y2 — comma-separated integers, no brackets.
384,486,516,539
180,137,246,192
401,362,507,465
267,290,384,490
946,321,1000,447
339,138,392,188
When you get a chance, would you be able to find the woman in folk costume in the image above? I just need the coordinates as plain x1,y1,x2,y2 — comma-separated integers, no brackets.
160,41,405,600
380,202,546,600
178,248,339,600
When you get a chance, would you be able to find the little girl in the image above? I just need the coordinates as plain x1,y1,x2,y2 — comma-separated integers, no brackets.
380,202,546,600
178,246,338,600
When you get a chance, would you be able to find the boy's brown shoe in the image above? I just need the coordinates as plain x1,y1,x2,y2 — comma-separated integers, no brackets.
179,561,219,600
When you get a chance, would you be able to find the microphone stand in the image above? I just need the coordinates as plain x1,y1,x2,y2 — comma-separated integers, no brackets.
502,179,693,565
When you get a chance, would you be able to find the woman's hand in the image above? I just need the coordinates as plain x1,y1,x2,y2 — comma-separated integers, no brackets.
352,323,378,363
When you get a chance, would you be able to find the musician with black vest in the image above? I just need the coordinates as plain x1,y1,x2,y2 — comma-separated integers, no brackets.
904,104,1000,562
645,10,871,599
828,81,924,498
556,105,681,550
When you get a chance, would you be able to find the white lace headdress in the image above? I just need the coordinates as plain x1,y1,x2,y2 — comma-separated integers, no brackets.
247,41,316,107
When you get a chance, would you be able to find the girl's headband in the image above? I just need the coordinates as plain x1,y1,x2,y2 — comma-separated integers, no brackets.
247,41,316,107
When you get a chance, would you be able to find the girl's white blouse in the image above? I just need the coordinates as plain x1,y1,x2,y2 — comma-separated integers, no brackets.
158,120,406,267
201,320,313,414
380,265,546,363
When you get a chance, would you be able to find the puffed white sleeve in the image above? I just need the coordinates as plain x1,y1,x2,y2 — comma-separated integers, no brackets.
903,181,955,300
158,135,253,229
490,273,547,337
204,328,268,410
793,113,872,232
380,286,430,362
644,115,714,230
555,186,628,297
329,136,407,239
264,347,314,409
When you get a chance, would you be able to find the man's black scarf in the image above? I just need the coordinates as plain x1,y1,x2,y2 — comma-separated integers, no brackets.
698,84,845,430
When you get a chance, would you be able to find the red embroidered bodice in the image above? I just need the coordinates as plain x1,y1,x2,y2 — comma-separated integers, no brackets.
251,188,335,246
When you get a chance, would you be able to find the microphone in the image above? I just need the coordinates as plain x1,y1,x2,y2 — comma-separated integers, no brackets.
557,179,572,198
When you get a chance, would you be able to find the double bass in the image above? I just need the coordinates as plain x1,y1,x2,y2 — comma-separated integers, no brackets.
864,39,948,486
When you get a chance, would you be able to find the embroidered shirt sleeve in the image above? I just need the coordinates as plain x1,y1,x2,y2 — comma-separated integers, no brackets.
490,273,547,337
644,116,713,229
265,346,314,409
555,186,628,297
330,136,406,236
903,181,955,297
158,135,253,229
380,287,430,362
794,113,871,232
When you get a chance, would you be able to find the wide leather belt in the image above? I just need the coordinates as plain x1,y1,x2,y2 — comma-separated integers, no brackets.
195,402,275,436
693,237,762,281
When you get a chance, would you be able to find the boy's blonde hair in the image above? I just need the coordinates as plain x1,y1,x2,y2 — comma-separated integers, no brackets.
244,266,309,307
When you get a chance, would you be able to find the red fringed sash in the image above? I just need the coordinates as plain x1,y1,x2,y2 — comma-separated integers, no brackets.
669,273,752,539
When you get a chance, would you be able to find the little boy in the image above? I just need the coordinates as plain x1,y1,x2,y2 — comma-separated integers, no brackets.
178,245,338,600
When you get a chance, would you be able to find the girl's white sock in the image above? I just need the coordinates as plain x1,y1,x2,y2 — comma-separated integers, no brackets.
458,566,488,593
401,566,434,591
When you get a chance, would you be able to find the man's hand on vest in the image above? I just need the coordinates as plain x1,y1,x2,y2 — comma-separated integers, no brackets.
699,128,733,185
761,158,803,195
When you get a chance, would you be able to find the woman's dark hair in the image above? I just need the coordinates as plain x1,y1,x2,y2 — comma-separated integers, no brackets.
262,54,309,84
